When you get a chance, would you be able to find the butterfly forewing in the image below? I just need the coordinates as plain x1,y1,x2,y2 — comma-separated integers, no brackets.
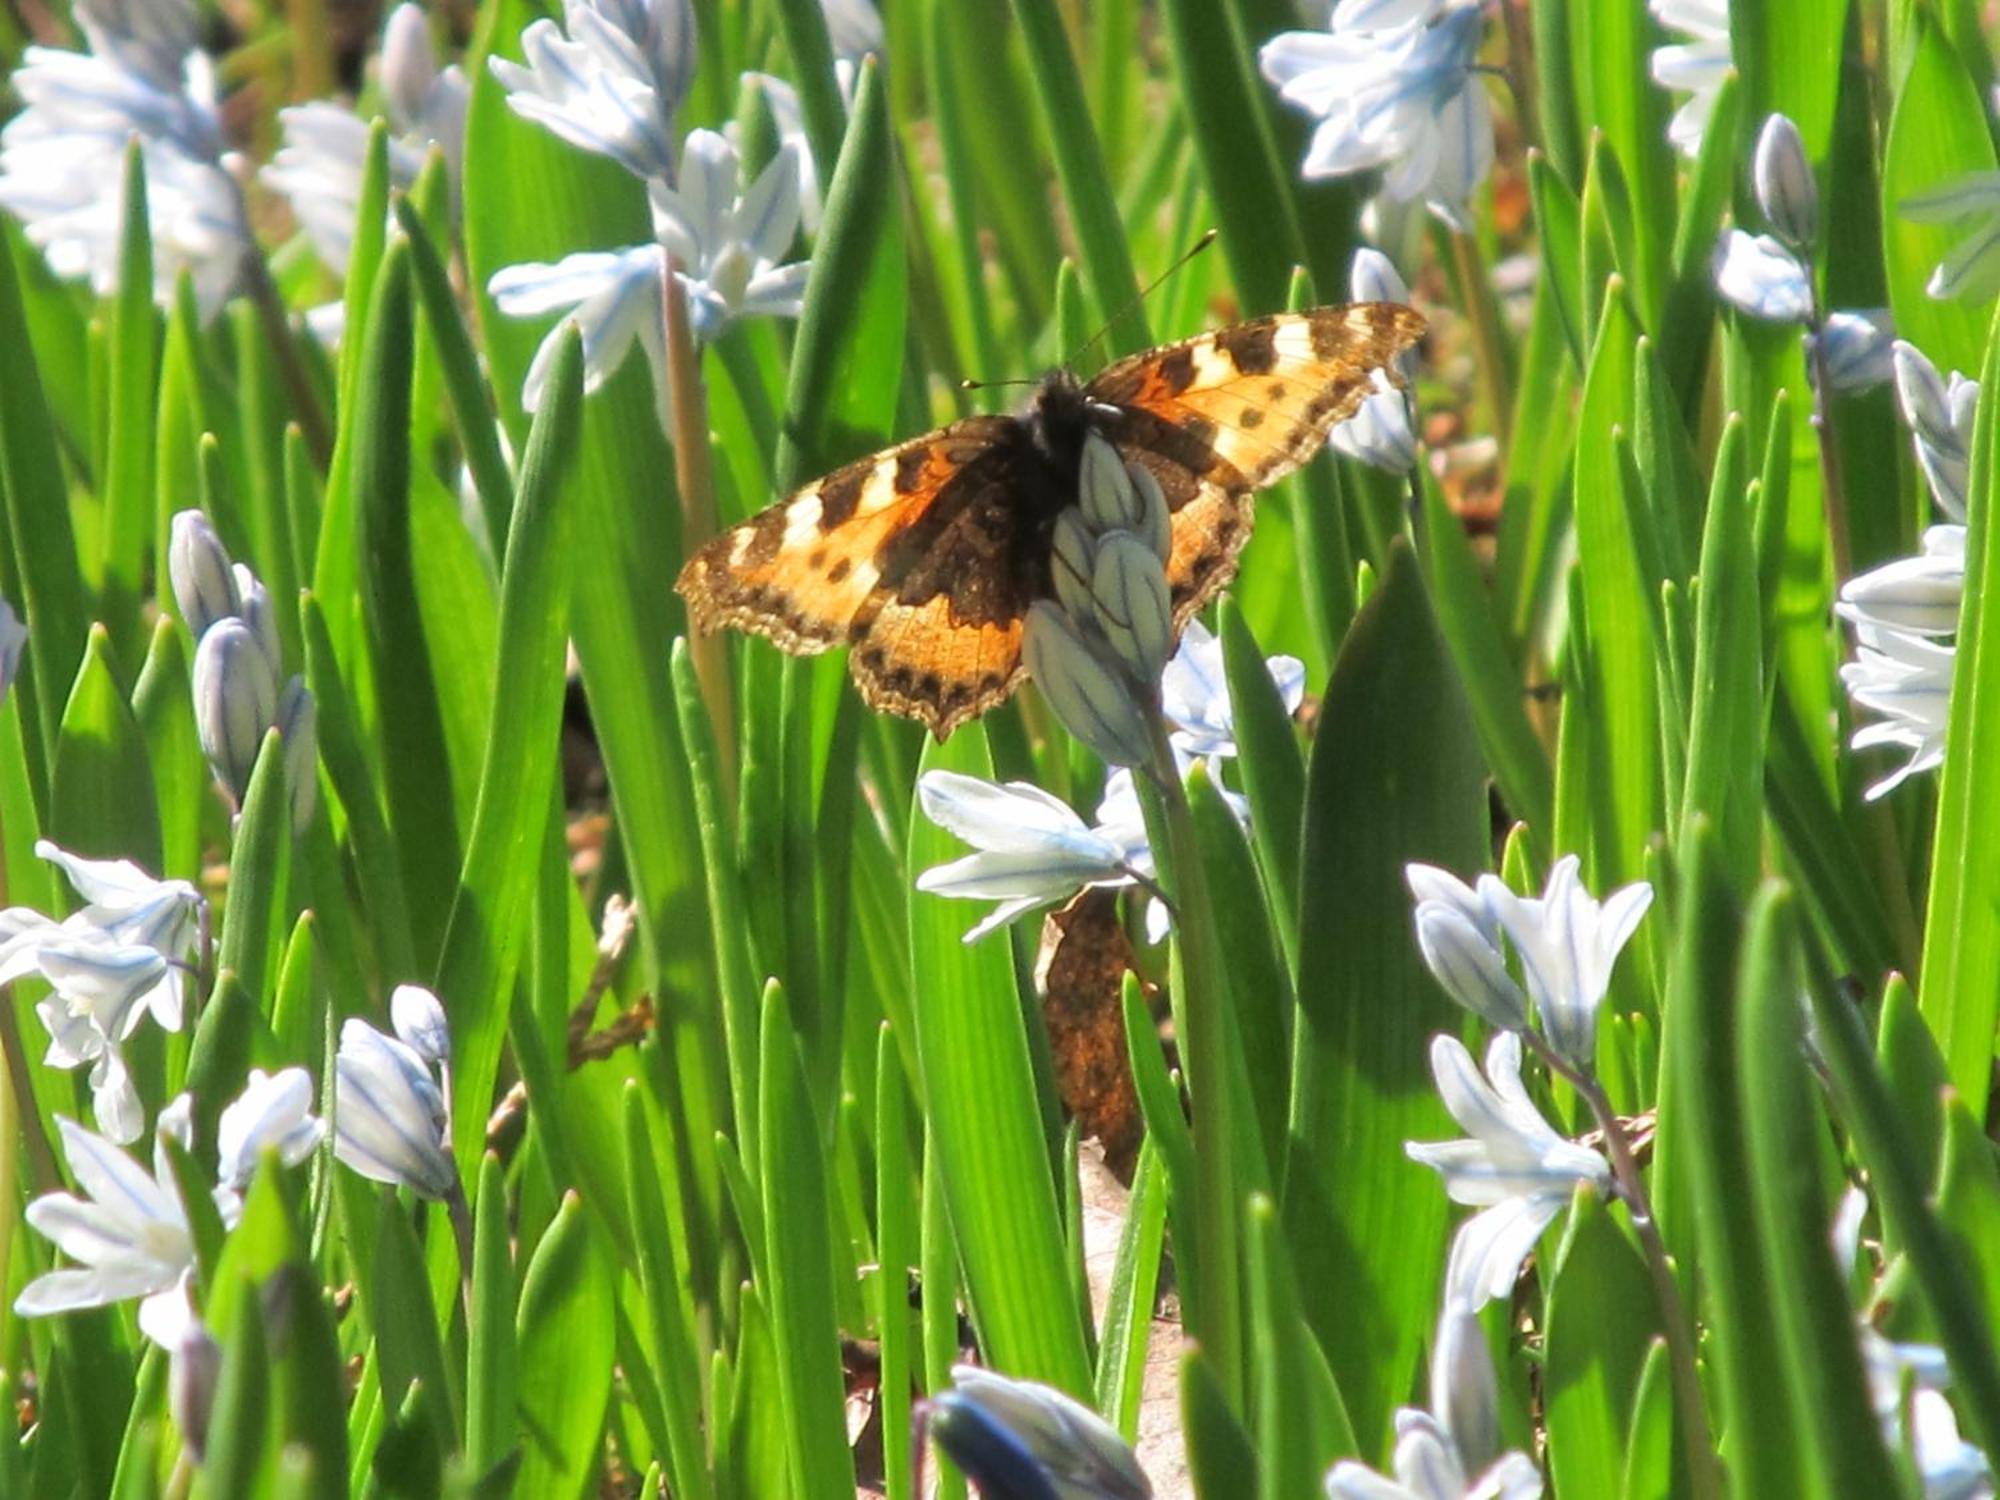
674,302,1425,738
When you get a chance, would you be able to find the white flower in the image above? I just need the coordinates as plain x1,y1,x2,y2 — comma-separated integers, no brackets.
488,242,667,413
928,1364,1153,1500
73,0,200,90
1838,525,1965,639
1648,0,1731,157
1713,229,1814,322
0,38,248,318
391,983,451,1065
488,0,682,183
216,1067,324,1190
14,1110,200,1341
262,5,469,281
914,771,1139,943
1864,1330,1995,1500
1159,620,1307,760
0,842,204,1141
1482,855,1652,1071
333,1018,456,1198
1840,622,1953,800
1901,170,2000,303
650,129,811,340
1325,1301,1540,1500
1894,342,1977,521
1406,1032,1611,1308
1406,856,1650,1069
1260,1,1493,228
1332,367,1421,471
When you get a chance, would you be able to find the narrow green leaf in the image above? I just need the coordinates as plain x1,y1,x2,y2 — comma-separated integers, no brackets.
909,726,1093,1395
199,1272,272,1497
50,622,161,869
466,1153,516,1484
759,982,856,1499
130,616,204,883
1656,821,1808,1494
1217,599,1305,961
1919,301,2000,1101
1247,1195,1357,1500
101,140,157,665
876,1025,918,1500
1739,885,1903,1498
624,1086,713,1500
372,1197,460,1463
434,325,581,1170
217,730,292,1011
1008,0,1146,351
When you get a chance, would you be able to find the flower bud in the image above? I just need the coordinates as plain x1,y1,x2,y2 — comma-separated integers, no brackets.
1079,432,1143,535
333,1018,455,1199
1051,510,1097,622
170,1316,222,1464
1350,246,1410,307
928,1365,1152,1500
0,597,24,709
391,983,451,1065
192,619,279,803
1813,309,1894,394
276,675,318,829
1754,113,1818,250
380,3,439,134
234,564,283,678
1893,340,1977,521
1331,373,1418,473
1022,602,1151,769
1412,899,1528,1032
168,510,240,639
1430,1301,1500,1476
1090,532,1173,682
1127,462,1171,564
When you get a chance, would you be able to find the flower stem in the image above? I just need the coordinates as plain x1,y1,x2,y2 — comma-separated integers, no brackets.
445,1178,476,1323
239,245,333,469
1449,229,1513,469
661,260,739,797
1523,1029,1720,1500
0,989,60,1196
1136,713,1246,1410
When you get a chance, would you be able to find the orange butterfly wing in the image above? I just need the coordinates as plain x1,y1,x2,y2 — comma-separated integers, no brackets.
675,303,1426,738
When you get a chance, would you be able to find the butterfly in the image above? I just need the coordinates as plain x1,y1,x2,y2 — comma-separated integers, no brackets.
675,303,1426,738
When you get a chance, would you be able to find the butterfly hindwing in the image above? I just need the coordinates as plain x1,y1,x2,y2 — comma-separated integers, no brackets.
676,303,1426,738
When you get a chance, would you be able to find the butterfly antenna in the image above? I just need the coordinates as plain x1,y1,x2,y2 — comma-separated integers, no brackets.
1065,229,1219,371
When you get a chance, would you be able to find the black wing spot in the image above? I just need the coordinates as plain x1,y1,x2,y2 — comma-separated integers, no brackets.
1216,321,1278,375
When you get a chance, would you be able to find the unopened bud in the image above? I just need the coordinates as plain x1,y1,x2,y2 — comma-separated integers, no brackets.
1079,432,1144,534
168,510,240,639
1090,533,1173,682
0,597,24,709
1051,510,1097,622
1813,310,1895,394
233,564,283,675
1022,601,1151,768
928,1365,1152,1500
1754,113,1818,250
391,982,451,1065
192,619,278,803
380,3,438,134
1350,246,1410,307
1430,1302,1500,1476
170,1317,222,1463
1127,462,1171,564
276,675,318,829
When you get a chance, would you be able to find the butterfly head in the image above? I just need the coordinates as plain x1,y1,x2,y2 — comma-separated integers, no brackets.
1025,368,1104,479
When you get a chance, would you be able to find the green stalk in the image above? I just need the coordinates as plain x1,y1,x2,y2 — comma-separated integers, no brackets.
661,262,738,796
1136,716,1244,1410
1449,230,1515,467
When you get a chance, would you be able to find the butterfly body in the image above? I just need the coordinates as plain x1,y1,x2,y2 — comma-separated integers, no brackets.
677,303,1425,737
